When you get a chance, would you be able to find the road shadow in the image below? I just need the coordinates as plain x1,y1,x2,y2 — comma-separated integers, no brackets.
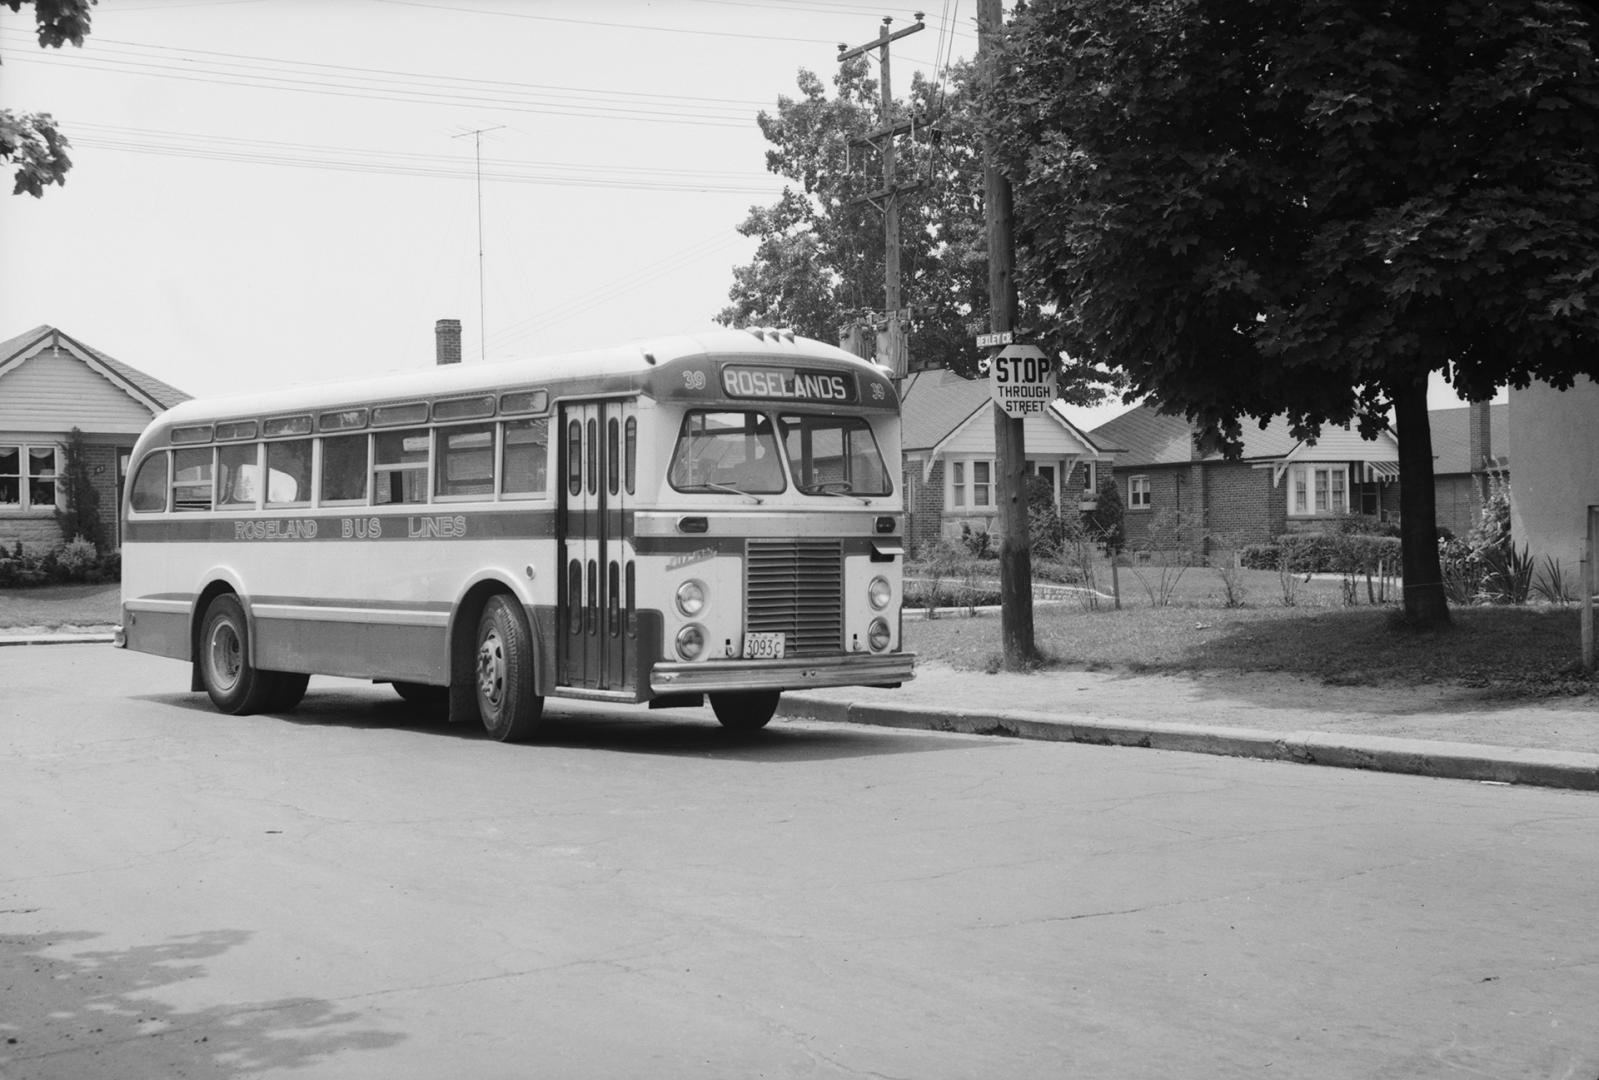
0,927,402,1079
129,686,973,761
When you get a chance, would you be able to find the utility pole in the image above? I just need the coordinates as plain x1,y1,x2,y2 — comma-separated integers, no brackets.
453,125,504,362
838,13,925,383
978,0,1037,667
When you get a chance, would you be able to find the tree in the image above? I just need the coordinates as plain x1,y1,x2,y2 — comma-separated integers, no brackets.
721,58,1108,402
1,0,97,197
54,427,105,551
991,0,1599,626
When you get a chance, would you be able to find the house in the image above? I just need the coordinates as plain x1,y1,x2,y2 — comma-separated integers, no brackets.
898,367,1108,553
0,325,190,551
1088,404,1403,553
1507,377,1599,581
1429,401,1510,538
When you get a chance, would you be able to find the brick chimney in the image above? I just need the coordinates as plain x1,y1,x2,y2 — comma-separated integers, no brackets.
435,318,462,365
1467,400,1492,470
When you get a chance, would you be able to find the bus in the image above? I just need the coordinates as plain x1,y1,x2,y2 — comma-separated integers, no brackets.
116,327,915,740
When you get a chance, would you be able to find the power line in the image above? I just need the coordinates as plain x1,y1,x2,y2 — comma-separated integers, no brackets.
61,122,786,192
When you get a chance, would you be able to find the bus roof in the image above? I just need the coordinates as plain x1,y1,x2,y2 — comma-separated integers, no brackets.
147,328,889,432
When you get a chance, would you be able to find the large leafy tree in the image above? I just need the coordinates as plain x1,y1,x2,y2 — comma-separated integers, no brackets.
992,0,1599,626
2,0,96,196
722,58,1105,400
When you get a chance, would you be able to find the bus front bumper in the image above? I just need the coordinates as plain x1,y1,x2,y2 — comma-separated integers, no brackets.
650,652,916,696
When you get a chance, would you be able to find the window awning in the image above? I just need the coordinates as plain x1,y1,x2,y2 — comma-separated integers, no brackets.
1363,461,1400,482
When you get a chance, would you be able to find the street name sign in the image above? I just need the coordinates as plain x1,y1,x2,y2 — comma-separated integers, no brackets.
989,343,1056,417
975,329,1013,349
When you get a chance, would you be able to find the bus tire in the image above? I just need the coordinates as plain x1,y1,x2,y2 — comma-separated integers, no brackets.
266,672,310,713
475,595,543,742
711,690,780,731
198,594,276,715
393,681,450,710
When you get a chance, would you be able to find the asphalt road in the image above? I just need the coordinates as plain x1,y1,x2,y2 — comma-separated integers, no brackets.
4,645,1598,1080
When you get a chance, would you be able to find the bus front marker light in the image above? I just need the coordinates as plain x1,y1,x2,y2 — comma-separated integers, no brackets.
676,624,707,661
678,516,708,533
868,575,891,610
676,579,706,617
868,617,891,652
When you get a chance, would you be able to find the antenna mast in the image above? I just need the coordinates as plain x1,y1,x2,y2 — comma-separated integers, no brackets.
453,125,505,362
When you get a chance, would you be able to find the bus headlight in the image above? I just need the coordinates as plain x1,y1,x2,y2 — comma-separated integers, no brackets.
867,617,892,652
676,579,707,617
676,623,707,660
868,575,892,610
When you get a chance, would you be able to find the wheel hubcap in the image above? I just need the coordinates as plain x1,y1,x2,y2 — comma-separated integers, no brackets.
477,630,505,711
208,623,241,691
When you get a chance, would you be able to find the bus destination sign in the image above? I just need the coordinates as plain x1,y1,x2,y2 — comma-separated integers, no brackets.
721,365,857,404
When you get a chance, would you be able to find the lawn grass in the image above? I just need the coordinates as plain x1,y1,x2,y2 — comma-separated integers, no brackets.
911,599,1595,698
0,583,121,629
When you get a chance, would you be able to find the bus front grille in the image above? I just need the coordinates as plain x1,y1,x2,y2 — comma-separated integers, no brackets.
746,539,844,655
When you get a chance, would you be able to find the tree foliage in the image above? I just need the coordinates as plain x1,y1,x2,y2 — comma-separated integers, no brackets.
1,0,97,197
721,58,1107,401
990,0,1599,624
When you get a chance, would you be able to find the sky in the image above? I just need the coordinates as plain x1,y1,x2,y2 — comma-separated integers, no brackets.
0,0,1484,435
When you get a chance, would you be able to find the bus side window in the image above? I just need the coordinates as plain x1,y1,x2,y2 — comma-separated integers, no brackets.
265,439,312,506
436,424,495,499
171,448,214,512
129,452,169,513
502,418,548,497
320,434,369,504
373,429,429,506
218,443,261,509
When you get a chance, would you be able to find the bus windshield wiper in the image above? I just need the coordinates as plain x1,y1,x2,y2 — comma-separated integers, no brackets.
799,483,869,504
699,480,762,504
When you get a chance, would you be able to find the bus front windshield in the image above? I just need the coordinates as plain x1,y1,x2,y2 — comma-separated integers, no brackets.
666,409,892,498
668,411,785,494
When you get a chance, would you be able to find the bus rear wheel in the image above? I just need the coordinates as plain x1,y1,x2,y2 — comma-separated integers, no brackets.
711,690,780,731
198,594,277,715
475,595,543,742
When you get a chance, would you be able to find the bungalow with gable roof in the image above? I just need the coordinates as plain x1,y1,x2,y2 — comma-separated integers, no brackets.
0,325,190,552
1088,403,1404,554
898,367,1109,553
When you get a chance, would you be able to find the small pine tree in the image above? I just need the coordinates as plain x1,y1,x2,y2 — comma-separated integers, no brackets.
54,427,105,551
1086,476,1125,555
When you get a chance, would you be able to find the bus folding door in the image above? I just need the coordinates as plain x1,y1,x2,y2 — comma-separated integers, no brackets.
557,400,636,693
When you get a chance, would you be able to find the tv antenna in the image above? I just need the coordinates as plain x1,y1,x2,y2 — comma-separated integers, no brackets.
453,125,505,362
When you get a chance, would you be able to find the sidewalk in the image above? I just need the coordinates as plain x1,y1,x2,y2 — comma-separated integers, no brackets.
7,628,1597,791
783,661,1599,792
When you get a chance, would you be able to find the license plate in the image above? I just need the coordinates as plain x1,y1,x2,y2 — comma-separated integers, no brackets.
742,632,785,660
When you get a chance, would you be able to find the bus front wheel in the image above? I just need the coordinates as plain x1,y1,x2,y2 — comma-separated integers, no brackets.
711,690,780,731
475,595,543,742
198,594,277,715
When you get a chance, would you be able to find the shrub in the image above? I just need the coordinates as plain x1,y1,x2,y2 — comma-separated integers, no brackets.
0,538,121,587
1083,476,1125,555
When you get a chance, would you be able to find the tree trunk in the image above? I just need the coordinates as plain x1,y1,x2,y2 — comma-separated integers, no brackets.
1392,375,1452,627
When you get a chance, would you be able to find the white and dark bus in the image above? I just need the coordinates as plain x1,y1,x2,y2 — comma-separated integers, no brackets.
116,328,914,740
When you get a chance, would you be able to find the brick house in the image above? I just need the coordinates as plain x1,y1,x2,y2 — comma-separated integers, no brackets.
1428,401,1510,539
1089,404,1403,554
0,325,190,552
899,367,1108,553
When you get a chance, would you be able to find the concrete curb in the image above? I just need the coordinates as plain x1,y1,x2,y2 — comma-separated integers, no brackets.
779,696,1599,793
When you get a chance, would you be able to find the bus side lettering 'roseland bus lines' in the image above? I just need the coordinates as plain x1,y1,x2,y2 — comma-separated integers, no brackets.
232,516,469,540
721,366,855,403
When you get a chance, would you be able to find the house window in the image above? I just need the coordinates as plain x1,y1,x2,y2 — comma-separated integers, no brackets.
1289,464,1349,517
0,444,62,511
950,458,992,509
1081,460,1098,494
1129,474,1151,510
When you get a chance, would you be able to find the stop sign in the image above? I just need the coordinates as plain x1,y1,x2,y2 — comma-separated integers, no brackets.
988,344,1056,417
